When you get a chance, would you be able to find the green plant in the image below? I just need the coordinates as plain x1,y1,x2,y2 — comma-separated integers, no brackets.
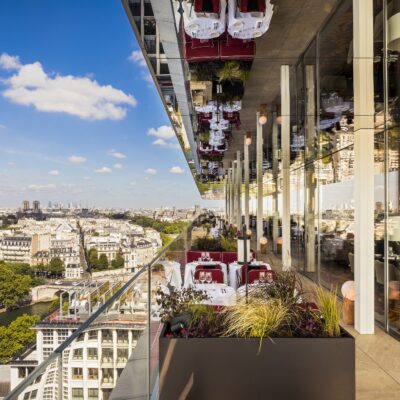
156,287,209,322
314,286,341,337
218,61,249,84
220,235,237,251
198,130,210,142
192,237,222,251
256,271,304,308
223,297,288,352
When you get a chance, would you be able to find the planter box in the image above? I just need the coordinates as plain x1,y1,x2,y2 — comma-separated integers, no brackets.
159,326,355,400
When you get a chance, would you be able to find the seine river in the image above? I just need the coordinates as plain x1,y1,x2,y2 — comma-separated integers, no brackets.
0,302,52,326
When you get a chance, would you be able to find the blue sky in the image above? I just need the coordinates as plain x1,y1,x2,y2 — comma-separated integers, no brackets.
0,0,211,208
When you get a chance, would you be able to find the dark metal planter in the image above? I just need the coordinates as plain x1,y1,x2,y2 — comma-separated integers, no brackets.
159,326,355,400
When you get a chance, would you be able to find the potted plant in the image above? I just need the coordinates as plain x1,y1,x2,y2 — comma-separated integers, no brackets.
158,272,355,400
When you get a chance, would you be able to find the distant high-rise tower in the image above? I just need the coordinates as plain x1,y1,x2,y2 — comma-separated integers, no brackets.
194,205,201,216
33,200,40,212
48,201,52,209
22,200,30,211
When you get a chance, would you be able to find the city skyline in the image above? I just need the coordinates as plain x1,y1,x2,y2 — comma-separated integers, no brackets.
0,1,222,209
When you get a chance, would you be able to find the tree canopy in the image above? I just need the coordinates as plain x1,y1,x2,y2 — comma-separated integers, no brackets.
131,216,188,235
49,257,64,275
0,314,40,362
0,264,32,310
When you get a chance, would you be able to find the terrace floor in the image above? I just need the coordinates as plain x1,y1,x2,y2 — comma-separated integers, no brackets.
262,246,400,400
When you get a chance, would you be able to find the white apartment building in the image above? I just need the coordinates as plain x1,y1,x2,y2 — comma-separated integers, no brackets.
65,263,83,279
86,235,121,262
9,280,148,400
122,238,155,272
0,235,32,263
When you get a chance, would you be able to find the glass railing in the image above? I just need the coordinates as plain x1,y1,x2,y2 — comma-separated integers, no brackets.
5,215,200,400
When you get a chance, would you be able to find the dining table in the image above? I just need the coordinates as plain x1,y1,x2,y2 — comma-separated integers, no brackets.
161,260,182,288
184,261,228,287
193,283,236,306
228,261,272,289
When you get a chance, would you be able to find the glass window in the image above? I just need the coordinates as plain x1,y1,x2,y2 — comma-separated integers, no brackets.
72,368,83,380
159,62,170,75
144,19,156,35
71,388,84,400
18,368,26,379
88,388,99,400
88,368,98,380
144,1,154,16
72,348,83,360
87,348,98,360
88,330,98,341
128,1,141,17
387,0,400,336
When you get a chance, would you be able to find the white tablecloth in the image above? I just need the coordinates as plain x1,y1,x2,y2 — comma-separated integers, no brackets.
161,260,182,288
228,261,272,289
194,283,236,306
184,261,228,287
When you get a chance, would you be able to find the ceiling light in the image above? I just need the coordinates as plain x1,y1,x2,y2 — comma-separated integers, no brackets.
258,105,268,125
245,132,252,146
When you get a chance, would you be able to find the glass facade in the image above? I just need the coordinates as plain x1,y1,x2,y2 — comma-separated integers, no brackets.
263,0,400,338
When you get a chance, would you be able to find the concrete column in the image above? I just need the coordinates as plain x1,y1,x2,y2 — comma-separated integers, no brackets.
232,161,237,227
305,64,316,273
225,173,229,222
236,151,242,228
281,65,291,271
256,112,264,251
244,138,250,230
229,167,234,225
353,0,375,334
272,113,279,253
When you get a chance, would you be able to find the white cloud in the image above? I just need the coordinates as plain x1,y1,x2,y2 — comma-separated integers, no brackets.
169,166,184,174
145,168,157,175
113,163,123,169
147,125,180,149
130,181,137,186
143,72,153,83
68,155,87,164
28,184,56,190
0,53,21,70
108,149,126,159
94,166,112,174
147,126,175,140
82,176,91,180
0,54,137,120
7,161,15,167
128,50,146,67
48,169,59,176
152,138,167,146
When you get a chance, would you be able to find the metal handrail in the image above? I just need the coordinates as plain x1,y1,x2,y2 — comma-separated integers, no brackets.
4,218,196,400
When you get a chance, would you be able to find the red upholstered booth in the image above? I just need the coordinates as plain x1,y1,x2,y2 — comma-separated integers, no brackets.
194,268,224,283
247,269,275,284
221,252,237,264
220,34,256,61
194,0,220,13
186,251,222,263
184,38,220,63
195,264,222,270
240,265,272,285
239,0,266,13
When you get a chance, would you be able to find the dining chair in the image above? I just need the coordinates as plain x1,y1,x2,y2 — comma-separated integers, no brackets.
194,269,224,283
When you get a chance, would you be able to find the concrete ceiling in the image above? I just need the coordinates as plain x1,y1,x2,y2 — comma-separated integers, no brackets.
223,0,340,168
